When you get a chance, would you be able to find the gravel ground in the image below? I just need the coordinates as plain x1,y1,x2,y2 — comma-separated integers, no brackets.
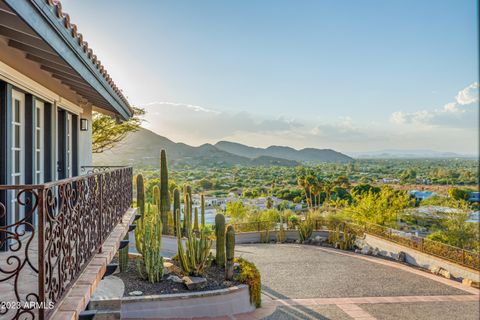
263,305,351,320
114,257,239,296
362,301,480,320
236,244,468,299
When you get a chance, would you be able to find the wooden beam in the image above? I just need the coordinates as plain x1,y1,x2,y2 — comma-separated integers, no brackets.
8,39,65,65
52,73,95,91
26,53,76,75
40,66,84,84
0,9,37,36
0,24,52,52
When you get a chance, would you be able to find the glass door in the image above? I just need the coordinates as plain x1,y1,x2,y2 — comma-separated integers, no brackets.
66,113,73,178
35,100,44,184
11,89,25,225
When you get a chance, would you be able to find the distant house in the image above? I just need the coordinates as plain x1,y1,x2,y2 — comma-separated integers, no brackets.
408,190,436,201
467,211,480,224
468,192,480,203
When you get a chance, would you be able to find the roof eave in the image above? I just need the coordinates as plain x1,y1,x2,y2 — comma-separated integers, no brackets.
4,0,132,119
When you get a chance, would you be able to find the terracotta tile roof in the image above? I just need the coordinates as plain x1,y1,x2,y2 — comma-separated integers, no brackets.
46,0,132,113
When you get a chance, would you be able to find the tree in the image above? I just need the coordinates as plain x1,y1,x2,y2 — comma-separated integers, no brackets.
92,107,145,153
427,213,479,250
226,201,248,221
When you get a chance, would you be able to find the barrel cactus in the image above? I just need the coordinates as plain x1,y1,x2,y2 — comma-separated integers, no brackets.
215,213,226,268
225,225,235,280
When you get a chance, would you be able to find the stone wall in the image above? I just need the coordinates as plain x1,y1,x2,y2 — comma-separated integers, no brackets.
358,234,480,281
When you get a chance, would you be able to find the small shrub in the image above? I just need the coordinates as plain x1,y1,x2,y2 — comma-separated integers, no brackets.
235,257,261,308
298,218,313,242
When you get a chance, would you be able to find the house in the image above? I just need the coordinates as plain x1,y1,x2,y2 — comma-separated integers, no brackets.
408,190,436,201
0,1,133,319
468,192,480,203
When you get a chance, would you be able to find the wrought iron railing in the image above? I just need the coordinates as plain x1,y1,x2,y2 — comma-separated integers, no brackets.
232,218,480,271
0,167,132,320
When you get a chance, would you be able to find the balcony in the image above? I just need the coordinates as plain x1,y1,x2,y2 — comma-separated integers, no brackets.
0,167,133,320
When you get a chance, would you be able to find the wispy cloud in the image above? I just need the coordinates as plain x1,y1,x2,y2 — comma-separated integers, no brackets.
390,82,479,129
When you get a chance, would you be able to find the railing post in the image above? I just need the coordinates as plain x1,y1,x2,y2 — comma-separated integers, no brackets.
37,187,45,320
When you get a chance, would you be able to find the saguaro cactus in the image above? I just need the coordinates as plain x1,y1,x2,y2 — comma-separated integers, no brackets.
152,185,160,210
136,174,145,216
119,232,129,272
137,205,164,283
215,213,226,268
135,174,145,253
201,194,205,228
160,149,170,234
225,225,235,280
194,207,199,233
173,188,180,235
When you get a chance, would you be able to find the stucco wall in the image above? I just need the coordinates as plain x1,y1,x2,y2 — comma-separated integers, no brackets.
78,104,93,169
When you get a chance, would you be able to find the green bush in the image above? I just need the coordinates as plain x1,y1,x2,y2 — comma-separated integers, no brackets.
235,258,261,308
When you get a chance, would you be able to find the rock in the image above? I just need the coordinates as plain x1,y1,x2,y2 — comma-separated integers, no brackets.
128,291,143,296
372,248,380,256
295,239,300,244
167,275,183,283
397,251,406,262
429,266,441,275
462,278,480,287
183,276,207,290
355,249,361,254
163,262,175,274
438,268,451,279
360,246,372,255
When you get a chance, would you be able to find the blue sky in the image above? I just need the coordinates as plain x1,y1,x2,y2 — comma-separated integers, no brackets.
61,0,478,154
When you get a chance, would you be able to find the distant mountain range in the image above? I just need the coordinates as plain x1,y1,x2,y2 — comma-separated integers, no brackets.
93,128,353,167
215,141,352,163
349,149,476,159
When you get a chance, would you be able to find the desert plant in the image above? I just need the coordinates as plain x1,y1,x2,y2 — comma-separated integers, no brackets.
194,207,199,233
135,174,146,253
328,224,356,250
173,188,180,235
226,225,235,280
119,233,129,272
215,213,226,267
175,209,213,276
201,194,206,228
136,205,164,283
183,185,192,236
298,217,314,242
152,185,160,209
160,149,170,234
276,215,286,243
235,258,261,308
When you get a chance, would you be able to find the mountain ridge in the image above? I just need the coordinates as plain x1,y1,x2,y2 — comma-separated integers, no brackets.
93,128,353,167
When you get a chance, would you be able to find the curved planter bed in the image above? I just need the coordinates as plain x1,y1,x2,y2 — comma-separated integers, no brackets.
121,284,254,319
